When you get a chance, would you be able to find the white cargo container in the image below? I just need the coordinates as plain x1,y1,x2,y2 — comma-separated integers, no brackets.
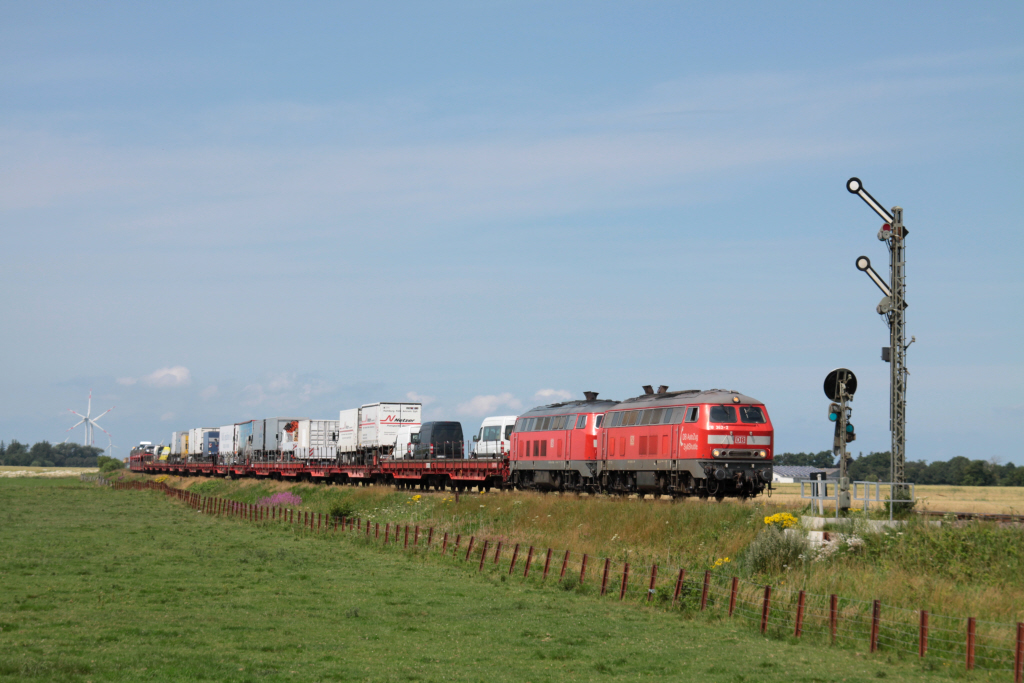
170,431,182,457
297,419,339,460
338,402,421,460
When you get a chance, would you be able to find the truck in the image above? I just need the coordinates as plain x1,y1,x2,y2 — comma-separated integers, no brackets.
338,402,421,464
470,415,518,458
258,417,308,461
218,424,238,463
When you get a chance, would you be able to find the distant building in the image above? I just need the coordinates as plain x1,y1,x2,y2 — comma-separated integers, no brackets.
772,465,838,483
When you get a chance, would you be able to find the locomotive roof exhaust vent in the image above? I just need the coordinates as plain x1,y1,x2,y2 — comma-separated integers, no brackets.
657,385,669,395
642,385,654,395
583,391,599,402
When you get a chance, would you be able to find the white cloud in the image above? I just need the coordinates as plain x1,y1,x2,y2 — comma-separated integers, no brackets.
406,391,435,405
240,374,332,408
116,377,137,386
200,385,218,400
160,412,175,421
533,389,573,402
456,393,522,417
141,366,191,388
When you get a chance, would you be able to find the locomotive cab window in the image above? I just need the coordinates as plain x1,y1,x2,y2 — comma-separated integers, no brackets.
739,406,766,424
575,415,587,429
685,406,699,422
595,414,604,428
709,405,737,423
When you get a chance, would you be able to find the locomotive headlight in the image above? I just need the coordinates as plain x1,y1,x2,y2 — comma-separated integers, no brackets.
712,449,721,458
758,450,767,458
732,396,740,403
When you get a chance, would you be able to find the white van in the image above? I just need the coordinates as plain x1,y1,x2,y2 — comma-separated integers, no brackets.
471,415,518,457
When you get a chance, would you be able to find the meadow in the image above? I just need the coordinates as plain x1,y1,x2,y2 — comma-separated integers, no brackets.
0,477,996,682
156,475,1024,626
0,466,98,478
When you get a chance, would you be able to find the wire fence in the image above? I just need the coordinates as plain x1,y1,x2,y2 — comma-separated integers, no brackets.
98,476,1024,681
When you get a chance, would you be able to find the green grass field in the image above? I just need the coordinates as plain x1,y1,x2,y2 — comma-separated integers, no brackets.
0,478,999,682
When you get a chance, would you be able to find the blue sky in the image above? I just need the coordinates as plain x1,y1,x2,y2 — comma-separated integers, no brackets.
1,2,1022,464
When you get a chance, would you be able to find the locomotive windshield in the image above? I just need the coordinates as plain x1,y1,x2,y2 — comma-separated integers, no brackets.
739,406,766,424
709,405,737,423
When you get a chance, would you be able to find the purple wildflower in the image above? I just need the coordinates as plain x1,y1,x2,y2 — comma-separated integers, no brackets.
258,491,302,507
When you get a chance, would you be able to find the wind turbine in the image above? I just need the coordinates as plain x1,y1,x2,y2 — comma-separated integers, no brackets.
65,391,114,446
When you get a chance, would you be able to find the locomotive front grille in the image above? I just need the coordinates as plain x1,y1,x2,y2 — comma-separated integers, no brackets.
711,448,768,459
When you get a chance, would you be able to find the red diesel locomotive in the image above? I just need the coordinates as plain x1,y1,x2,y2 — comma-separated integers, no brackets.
510,386,773,499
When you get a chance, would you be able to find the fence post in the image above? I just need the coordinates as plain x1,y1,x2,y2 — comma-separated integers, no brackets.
427,527,433,547
478,540,489,572
454,534,461,551
385,523,390,543
543,549,552,581
414,525,419,547
870,600,881,653
699,571,712,611
647,564,657,603
376,523,380,539
728,577,738,617
366,521,371,537
509,544,520,574
465,536,475,561
494,541,503,565
795,591,806,638
579,554,588,584
442,532,449,554
1015,622,1023,683
404,526,409,549
619,563,630,601
760,585,771,635
672,569,685,605
524,546,534,578
560,551,570,581
600,559,610,596
966,617,976,671
919,610,928,657
830,594,838,644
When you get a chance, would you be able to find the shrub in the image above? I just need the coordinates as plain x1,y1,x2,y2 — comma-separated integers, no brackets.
743,526,808,575
97,456,124,473
329,500,358,523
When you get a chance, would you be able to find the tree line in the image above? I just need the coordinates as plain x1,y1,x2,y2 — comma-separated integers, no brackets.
775,450,1024,486
0,440,105,468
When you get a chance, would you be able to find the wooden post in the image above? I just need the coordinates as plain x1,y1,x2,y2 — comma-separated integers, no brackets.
376,522,379,538
1014,622,1023,683
728,577,738,617
699,571,711,611
509,544,520,574
760,585,771,635
543,549,553,581
493,541,503,565
366,520,370,537
427,528,433,547
830,594,838,644
579,554,588,584
919,610,928,658
442,532,449,554
465,536,475,561
600,559,610,596
966,617,976,671
560,550,570,580
524,546,534,578
478,540,489,572
647,564,658,603
404,525,409,549
619,563,630,600
454,534,461,551
672,568,685,605
870,600,881,653
385,523,390,543
794,591,806,638
414,525,419,547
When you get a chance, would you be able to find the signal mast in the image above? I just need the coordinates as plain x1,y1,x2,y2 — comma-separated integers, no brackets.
846,178,915,486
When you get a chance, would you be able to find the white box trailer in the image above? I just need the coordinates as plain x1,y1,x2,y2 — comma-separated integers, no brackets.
170,431,182,457
338,402,421,460
297,419,339,460
218,424,238,460
260,417,308,458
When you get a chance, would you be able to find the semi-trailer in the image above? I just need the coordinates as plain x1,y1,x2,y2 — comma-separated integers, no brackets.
339,402,421,464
